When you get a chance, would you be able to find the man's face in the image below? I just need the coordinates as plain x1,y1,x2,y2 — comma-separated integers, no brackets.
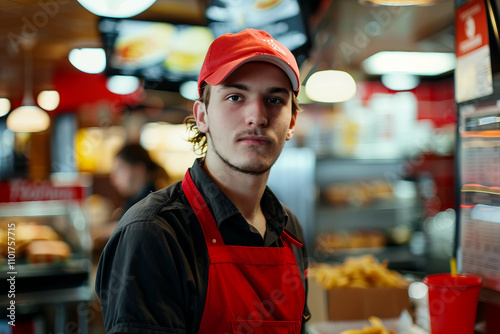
195,61,297,175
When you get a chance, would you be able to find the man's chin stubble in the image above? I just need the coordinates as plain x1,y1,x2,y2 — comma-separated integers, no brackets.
212,144,272,176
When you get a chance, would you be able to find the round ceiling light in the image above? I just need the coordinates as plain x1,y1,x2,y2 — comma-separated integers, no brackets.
106,76,141,95
305,70,357,103
0,98,11,117
7,105,50,133
179,81,199,101
76,0,156,18
381,73,420,91
69,48,106,74
37,90,60,111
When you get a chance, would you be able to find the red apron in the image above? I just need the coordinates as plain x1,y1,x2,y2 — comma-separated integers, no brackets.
182,170,306,334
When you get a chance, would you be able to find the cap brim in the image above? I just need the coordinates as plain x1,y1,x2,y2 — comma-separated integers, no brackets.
203,55,299,93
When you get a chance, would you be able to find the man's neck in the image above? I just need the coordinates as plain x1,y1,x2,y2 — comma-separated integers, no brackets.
202,157,269,232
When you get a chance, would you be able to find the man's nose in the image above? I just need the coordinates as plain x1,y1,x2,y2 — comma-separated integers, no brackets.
245,99,268,127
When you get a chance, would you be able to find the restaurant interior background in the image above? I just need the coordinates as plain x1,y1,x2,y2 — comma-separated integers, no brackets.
0,0,499,333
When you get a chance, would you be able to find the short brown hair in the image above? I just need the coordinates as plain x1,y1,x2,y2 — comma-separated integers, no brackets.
185,82,301,155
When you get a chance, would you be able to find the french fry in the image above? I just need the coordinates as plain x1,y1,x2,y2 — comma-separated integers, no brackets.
369,316,389,334
339,316,394,334
308,255,408,289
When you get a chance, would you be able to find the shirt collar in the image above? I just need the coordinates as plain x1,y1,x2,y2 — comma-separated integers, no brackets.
188,158,288,234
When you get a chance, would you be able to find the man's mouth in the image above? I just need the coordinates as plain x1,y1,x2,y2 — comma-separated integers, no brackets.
238,135,271,146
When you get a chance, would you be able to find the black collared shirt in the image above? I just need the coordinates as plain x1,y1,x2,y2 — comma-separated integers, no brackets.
95,159,309,334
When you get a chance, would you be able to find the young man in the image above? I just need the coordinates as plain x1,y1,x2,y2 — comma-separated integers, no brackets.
96,28,310,334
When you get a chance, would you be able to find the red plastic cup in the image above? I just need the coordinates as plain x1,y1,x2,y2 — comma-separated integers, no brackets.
423,273,483,334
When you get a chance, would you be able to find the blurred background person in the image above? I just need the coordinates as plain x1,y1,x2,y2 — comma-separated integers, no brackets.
110,143,170,216
92,143,170,250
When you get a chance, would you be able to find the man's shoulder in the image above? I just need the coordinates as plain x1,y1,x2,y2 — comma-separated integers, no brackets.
116,181,186,230
281,204,305,242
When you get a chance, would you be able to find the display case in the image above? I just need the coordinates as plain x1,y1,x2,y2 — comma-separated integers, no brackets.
0,198,93,332
314,157,426,272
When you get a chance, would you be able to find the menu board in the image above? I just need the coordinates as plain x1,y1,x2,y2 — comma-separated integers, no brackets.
461,136,500,185
459,101,500,291
460,204,500,291
455,0,493,103
99,18,215,82
98,0,311,91
206,0,309,56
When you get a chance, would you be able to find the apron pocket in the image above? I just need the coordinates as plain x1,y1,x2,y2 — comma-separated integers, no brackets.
230,320,301,334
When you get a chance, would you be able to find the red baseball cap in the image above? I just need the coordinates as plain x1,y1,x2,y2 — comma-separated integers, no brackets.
198,28,300,96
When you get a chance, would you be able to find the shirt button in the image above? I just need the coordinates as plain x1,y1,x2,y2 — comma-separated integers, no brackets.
212,239,217,244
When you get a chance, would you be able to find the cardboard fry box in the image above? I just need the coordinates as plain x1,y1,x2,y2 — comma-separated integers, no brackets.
327,286,409,321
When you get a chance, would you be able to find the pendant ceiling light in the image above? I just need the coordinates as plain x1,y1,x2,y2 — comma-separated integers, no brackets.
76,0,156,18
6,41,50,133
0,98,10,117
37,90,60,111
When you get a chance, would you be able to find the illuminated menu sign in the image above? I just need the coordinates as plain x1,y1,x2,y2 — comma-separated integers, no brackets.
100,18,215,82
206,0,309,56
459,102,500,292
455,0,494,103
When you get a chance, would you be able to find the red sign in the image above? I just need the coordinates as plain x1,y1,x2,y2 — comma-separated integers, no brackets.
456,0,490,58
0,180,87,203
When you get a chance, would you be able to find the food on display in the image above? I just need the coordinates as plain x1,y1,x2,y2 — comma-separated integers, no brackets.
308,254,408,289
15,222,60,251
323,179,393,207
0,221,72,264
114,23,175,67
340,316,395,334
163,27,213,74
316,231,386,251
27,240,72,264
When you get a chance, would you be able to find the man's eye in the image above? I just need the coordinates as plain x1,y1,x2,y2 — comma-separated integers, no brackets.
268,97,284,104
228,95,242,102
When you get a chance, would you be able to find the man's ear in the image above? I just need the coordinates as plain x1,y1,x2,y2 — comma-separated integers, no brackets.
193,100,209,133
285,111,297,141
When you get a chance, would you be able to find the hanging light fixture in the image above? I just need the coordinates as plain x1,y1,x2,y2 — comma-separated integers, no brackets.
0,98,10,117
68,48,106,74
6,41,50,133
106,75,141,95
76,0,156,18
37,90,60,111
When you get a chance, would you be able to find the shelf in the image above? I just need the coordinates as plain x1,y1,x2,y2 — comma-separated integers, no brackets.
0,286,93,306
0,200,92,309
318,198,417,214
316,201,419,234
315,158,403,188
0,260,90,295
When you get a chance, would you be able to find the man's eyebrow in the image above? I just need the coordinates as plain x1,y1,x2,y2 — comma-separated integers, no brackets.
219,83,248,91
267,87,290,95
218,84,291,95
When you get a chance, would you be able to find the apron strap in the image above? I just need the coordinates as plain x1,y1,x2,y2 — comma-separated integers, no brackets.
281,229,303,249
182,169,224,246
